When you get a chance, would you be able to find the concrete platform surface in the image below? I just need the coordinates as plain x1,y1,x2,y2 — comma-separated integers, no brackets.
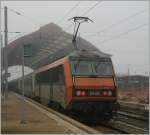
1,92,86,134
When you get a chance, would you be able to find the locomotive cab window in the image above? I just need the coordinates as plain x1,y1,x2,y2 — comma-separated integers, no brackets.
71,60,93,76
94,62,113,76
70,59,114,76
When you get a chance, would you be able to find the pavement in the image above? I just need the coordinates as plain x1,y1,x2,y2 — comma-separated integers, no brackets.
1,92,87,134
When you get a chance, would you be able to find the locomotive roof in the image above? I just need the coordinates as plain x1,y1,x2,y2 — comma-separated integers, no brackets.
4,23,111,70
68,50,111,58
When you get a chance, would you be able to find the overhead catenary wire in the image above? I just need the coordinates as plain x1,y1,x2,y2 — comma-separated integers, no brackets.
97,22,148,45
1,31,22,33
8,32,28,44
81,1,102,16
45,1,102,43
56,1,81,24
63,1,102,32
30,1,103,66
7,3,79,44
6,7,43,42
7,1,102,41
40,1,102,41
7,2,79,34
80,8,148,37
96,8,148,34
7,7,42,26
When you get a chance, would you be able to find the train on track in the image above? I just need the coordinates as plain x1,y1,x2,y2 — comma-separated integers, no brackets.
6,22,118,116
9,49,118,116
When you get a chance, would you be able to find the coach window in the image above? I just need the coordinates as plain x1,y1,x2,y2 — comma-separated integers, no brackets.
52,67,60,84
58,65,65,85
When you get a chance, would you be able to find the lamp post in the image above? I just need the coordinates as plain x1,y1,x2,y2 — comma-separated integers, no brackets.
1,34,4,96
4,6,8,99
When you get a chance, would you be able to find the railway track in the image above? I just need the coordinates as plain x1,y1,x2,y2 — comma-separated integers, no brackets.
66,105,149,134
118,110,148,121
100,119,149,134
14,93,149,134
68,111,149,134
115,102,149,133
99,111,149,134
117,111,149,129
31,99,149,134
119,101,149,116
67,112,125,134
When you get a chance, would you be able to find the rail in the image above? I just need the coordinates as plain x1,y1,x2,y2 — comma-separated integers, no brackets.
13,92,149,134
119,101,149,110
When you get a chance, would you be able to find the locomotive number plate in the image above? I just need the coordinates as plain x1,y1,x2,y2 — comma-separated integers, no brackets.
89,91,100,96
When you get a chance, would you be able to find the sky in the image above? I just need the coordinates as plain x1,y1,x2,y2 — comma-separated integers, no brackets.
1,1,149,77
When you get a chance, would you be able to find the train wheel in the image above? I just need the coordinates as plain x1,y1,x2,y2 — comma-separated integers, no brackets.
58,106,65,113
51,102,57,110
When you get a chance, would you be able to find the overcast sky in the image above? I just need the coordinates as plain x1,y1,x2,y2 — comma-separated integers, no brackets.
1,1,149,76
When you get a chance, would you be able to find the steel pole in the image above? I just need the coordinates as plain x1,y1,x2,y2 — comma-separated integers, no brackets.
21,45,26,124
0,0,2,96
4,6,8,99
1,34,4,96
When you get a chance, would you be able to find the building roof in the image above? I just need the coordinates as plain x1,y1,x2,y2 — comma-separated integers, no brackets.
4,23,111,70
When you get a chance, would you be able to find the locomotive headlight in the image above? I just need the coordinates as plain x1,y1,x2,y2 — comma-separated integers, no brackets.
76,91,81,96
76,90,86,96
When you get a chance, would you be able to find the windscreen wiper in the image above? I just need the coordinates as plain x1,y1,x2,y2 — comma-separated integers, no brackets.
95,61,101,71
74,60,81,72
88,75,98,78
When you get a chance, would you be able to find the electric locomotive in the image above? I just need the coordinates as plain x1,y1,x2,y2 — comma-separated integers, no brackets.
31,50,118,115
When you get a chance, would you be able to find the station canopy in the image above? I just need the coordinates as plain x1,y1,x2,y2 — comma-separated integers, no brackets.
3,23,111,70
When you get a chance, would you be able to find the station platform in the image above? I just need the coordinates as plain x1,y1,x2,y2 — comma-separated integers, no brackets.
1,92,94,134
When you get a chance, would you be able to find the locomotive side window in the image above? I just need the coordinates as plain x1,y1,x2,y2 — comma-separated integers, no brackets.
52,65,65,85
58,66,65,85
52,67,60,84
